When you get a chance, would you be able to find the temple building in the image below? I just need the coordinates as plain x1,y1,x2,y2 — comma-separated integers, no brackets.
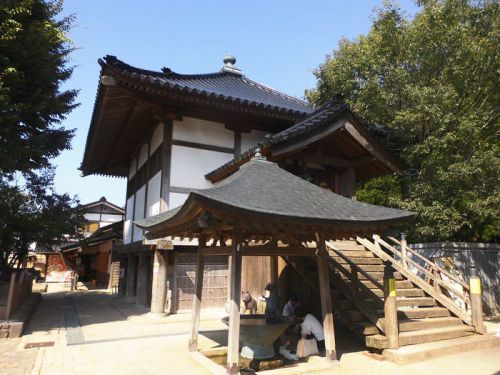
81,55,402,310
81,55,490,371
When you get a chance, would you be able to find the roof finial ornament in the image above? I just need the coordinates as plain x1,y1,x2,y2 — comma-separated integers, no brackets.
221,53,242,75
223,54,236,66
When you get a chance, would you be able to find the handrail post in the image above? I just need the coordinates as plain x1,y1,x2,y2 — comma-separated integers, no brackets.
433,267,441,293
400,233,408,270
383,261,399,349
469,263,486,334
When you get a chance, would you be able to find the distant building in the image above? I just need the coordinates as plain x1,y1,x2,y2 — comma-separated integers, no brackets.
37,197,124,286
81,196,125,236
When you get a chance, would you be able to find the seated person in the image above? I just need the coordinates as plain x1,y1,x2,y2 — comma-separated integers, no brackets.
282,294,301,320
294,305,325,352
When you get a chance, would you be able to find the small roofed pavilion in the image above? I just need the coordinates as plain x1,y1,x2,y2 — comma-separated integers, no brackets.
135,155,413,374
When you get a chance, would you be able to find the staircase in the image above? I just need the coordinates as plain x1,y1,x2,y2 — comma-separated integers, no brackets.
284,236,497,359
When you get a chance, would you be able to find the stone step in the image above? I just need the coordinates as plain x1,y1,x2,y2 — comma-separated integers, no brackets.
353,317,464,336
330,256,384,265
383,333,500,365
397,297,436,307
366,325,476,349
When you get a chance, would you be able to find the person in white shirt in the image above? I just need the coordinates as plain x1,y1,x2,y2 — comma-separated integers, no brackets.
294,305,325,351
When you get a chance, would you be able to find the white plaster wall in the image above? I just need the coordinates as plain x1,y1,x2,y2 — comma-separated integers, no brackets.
84,213,101,221
146,171,161,217
170,146,234,189
169,192,189,209
241,129,268,153
137,143,149,169
150,123,164,155
128,158,137,179
173,117,234,148
124,195,134,244
133,185,146,242
101,214,123,222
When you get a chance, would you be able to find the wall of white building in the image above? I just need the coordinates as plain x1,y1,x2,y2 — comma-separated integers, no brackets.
123,118,268,245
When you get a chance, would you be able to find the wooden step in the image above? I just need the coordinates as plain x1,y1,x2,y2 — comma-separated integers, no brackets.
333,250,375,258
397,297,436,307
393,307,451,319
330,242,367,251
339,309,366,323
383,333,500,365
339,306,451,324
368,288,425,298
330,256,383,265
366,325,475,349
353,317,464,336
336,271,403,280
339,264,386,272
343,280,413,289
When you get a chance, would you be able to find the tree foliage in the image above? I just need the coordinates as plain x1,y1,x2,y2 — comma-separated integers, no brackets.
0,0,77,174
307,0,499,242
0,0,82,276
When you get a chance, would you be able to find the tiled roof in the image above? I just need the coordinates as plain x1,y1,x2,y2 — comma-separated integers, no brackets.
135,158,413,237
99,55,313,115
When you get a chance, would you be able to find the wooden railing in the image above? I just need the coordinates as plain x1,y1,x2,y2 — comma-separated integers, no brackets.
387,236,471,310
358,236,472,325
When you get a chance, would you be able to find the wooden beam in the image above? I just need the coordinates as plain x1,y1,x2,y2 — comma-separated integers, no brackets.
315,233,337,363
200,245,316,257
227,231,242,374
188,235,206,351
160,120,173,211
172,139,234,155
294,154,350,168
344,122,403,174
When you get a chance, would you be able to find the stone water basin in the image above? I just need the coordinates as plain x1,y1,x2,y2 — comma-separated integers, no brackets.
221,314,289,359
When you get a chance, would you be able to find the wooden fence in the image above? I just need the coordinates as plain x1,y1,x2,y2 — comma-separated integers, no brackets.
410,242,500,316
1,269,34,320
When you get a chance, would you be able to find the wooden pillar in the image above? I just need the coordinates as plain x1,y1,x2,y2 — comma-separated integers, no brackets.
226,255,232,313
227,232,242,374
383,262,399,349
470,265,486,334
136,252,150,305
189,236,206,351
125,254,137,298
340,167,356,199
150,250,168,314
270,256,279,285
315,233,337,363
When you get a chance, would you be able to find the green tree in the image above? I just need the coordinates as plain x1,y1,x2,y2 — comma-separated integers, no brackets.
0,0,82,276
307,0,499,242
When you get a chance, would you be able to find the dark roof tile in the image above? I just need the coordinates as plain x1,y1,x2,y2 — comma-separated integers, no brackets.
135,159,413,236
99,55,313,115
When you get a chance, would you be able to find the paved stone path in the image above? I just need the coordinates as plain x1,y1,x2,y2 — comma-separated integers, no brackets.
1,288,499,375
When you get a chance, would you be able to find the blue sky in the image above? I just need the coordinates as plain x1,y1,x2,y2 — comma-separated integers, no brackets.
54,0,419,207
